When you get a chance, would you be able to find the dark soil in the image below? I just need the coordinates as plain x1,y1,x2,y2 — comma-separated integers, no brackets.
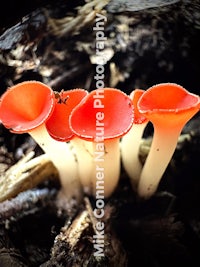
1,1,200,266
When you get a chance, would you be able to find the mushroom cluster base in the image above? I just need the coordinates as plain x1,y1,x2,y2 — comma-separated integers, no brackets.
1,0,200,266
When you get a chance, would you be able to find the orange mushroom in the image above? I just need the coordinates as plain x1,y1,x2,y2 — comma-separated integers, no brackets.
0,81,81,202
46,89,88,141
45,88,90,197
121,89,149,189
69,88,134,197
137,83,200,199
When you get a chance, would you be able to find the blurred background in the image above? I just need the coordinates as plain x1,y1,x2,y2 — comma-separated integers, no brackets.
0,0,200,95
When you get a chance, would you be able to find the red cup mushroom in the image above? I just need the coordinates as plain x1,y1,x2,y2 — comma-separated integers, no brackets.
137,83,200,199
45,88,89,197
69,88,134,197
121,89,149,189
46,89,88,141
0,81,81,202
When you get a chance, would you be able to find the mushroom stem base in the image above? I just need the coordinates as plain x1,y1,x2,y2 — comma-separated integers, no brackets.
70,137,94,192
92,138,121,198
29,124,82,202
138,126,181,199
121,122,148,189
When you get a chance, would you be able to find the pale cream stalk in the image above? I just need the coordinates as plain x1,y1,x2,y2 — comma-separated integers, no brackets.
70,137,94,194
71,138,120,198
121,122,148,189
137,125,181,199
28,124,82,201
92,138,120,198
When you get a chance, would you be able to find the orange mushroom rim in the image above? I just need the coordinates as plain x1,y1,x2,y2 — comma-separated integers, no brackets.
45,89,88,142
0,81,56,133
130,89,148,124
68,88,135,141
0,81,200,140
137,83,200,114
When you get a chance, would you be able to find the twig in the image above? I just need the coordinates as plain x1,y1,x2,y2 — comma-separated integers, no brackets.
0,152,59,202
0,188,57,223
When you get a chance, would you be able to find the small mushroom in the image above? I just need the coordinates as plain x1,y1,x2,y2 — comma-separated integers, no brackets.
45,88,88,197
121,89,149,189
46,89,88,141
137,83,200,199
0,81,81,202
69,88,134,197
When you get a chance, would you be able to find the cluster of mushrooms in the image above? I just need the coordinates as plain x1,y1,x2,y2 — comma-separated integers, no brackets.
0,81,199,202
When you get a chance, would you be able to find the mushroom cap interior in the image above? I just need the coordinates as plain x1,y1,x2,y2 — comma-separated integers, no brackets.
138,83,199,111
46,89,88,141
0,81,55,133
138,83,200,128
130,89,148,124
70,88,134,140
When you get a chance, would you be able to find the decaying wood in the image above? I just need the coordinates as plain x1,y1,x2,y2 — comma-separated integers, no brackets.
0,0,199,94
0,152,58,202
0,188,57,223
0,227,28,267
41,198,127,267
0,187,60,267
46,0,109,37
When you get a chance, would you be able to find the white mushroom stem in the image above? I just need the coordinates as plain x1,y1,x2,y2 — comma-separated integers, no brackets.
70,137,94,194
137,125,181,199
71,137,121,198
91,138,121,198
120,122,148,189
28,124,82,201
